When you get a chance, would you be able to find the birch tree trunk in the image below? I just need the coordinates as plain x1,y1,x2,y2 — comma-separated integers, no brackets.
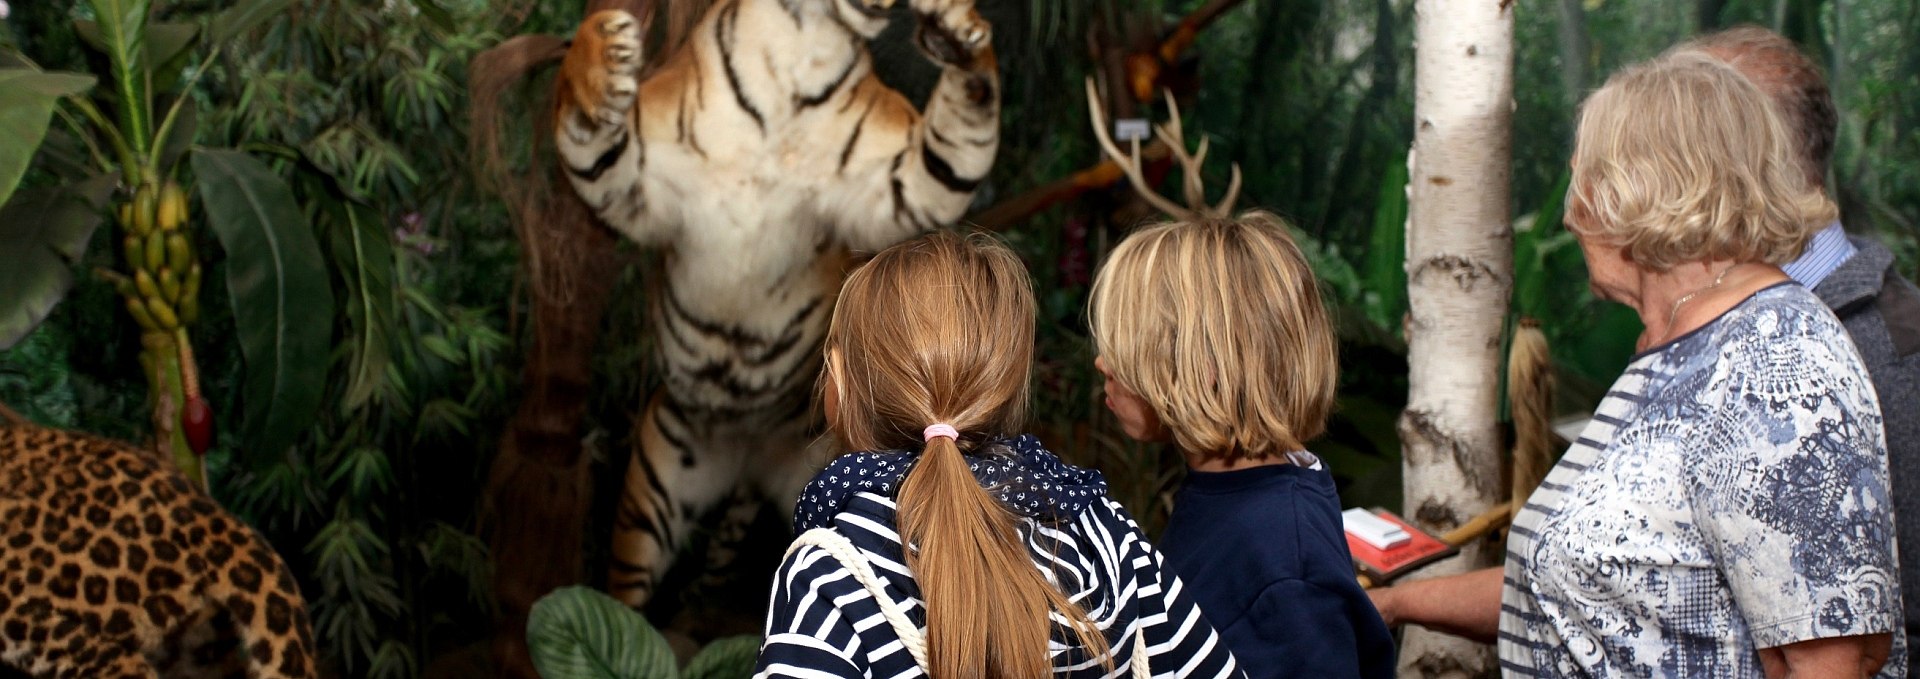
1398,0,1513,676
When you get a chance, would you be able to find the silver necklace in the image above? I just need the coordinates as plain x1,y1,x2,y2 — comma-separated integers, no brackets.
1664,263,1738,334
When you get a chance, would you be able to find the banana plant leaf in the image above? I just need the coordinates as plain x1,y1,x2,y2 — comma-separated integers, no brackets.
0,69,96,209
192,149,332,468
0,174,117,350
80,0,152,147
155,100,196,176
527,586,677,679
74,20,197,76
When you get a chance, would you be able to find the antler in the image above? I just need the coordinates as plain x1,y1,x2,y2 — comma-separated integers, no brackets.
1084,77,1242,220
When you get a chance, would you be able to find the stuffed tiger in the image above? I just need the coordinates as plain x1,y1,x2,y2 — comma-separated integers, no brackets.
554,0,1000,607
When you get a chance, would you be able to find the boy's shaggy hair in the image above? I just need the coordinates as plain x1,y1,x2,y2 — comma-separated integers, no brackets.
1089,211,1338,460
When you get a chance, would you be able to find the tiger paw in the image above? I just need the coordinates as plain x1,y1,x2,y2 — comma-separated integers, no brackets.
914,5,991,69
564,10,644,125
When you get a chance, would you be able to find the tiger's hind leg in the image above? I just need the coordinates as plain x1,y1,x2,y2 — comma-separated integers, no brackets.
686,486,760,600
698,414,834,579
673,426,831,632
751,432,837,528
606,392,744,609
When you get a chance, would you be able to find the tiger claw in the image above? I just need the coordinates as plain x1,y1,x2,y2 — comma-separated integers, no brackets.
604,75,638,120
567,10,644,123
915,6,990,66
608,42,639,67
963,24,987,47
601,15,642,77
598,14,634,36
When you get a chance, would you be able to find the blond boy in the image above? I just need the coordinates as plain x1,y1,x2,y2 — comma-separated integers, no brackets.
1089,212,1393,678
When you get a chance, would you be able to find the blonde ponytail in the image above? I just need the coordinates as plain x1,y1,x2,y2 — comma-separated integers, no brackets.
825,232,1112,676
897,435,1111,677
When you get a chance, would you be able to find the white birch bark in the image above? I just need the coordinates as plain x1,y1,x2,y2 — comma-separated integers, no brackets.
1397,1,1513,676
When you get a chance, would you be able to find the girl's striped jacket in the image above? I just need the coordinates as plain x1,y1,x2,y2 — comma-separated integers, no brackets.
754,435,1246,678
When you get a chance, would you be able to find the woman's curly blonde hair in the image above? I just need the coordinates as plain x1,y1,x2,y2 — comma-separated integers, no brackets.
1567,50,1835,271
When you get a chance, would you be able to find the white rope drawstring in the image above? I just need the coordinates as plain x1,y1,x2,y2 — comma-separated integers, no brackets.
787,528,931,670
785,527,1152,677
1130,625,1152,678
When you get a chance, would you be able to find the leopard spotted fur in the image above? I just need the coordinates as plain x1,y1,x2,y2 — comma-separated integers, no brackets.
0,422,316,679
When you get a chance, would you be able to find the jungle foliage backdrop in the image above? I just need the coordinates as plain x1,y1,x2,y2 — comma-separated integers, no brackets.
2,0,1916,676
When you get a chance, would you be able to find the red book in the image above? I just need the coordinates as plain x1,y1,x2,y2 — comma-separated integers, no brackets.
1345,509,1458,584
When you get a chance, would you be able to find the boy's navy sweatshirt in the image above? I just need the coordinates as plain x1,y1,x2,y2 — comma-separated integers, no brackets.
1157,460,1396,679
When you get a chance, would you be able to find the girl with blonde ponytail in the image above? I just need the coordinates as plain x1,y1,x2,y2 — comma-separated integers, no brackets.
754,231,1244,678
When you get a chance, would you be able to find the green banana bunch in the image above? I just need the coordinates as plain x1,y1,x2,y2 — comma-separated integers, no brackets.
115,180,200,332
131,185,157,236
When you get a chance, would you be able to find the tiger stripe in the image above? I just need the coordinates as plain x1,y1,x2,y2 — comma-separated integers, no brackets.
554,0,999,609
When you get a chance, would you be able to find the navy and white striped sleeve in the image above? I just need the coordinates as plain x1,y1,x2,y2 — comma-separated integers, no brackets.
1105,500,1246,679
753,544,869,679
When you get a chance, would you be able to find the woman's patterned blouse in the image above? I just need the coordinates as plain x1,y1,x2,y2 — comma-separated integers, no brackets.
1502,283,1905,677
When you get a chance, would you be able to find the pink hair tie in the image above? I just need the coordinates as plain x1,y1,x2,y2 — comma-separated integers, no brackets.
922,423,959,442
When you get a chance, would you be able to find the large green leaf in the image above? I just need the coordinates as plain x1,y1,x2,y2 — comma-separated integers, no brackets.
155,99,196,175
0,70,97,209
210,0,298,45
682,636,760,679
527,587,677,679
74,21,198,75
81,0,153,149
1360,154,1410,334
332,201,395,411
191,149,332,467
1513,171,1573,318
0,175,116,350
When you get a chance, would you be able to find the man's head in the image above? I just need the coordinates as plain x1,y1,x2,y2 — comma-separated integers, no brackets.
1674,25,1836,191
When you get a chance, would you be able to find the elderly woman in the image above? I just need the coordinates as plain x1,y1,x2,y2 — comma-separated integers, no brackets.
1370,51,1903,677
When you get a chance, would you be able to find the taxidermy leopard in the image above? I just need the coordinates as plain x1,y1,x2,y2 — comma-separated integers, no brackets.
555,0,1000,608
0,420,316,678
